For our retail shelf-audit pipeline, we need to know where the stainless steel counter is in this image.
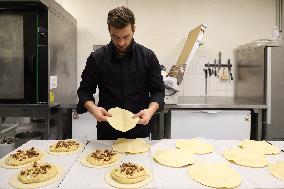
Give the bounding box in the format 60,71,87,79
165,96,267,109
156,96,268,141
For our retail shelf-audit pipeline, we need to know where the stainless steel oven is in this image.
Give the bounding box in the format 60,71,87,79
0,0,77,105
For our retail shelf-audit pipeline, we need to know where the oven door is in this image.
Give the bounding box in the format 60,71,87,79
0,4,47,104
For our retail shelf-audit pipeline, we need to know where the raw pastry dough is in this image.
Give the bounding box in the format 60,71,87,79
268,161,284,181
80,149,121,168
112,138,150,154
18,161,57,184
105,162,153,188
0,147,44,169
153,148,195,167
188,162,241,188
48,140,82,155
176,139,214,154
9,162,63,189
239,139,280,155
107,107,140,132
222,148,269,168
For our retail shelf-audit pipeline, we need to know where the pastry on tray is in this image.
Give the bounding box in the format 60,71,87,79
81,149,121,168
105,162,153,188
9,161,62,189
0,147,44,169
48,140,82,155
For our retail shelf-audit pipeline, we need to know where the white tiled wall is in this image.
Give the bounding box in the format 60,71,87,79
181,52,234,96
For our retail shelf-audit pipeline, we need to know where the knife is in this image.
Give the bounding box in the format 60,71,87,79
218,52,221,74
203,69,208,95
214,59,217,76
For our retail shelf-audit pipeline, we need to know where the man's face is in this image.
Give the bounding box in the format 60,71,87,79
109,24,135,54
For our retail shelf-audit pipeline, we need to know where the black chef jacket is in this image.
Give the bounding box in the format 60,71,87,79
77,40,165,140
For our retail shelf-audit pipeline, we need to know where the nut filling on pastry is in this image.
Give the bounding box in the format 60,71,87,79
18,161,58,184
87,149,118,166
6,147,42,166
50,140,80,152
111,162,147,184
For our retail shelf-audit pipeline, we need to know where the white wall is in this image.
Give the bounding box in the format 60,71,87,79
60,0,276,97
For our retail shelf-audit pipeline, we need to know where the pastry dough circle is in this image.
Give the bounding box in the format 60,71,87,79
80,152,122,168
9,165,63,189
153,148,195,167
107,107,139,132
112,138,150,154
105,167,152,188
239,139,280,155
188,162,241,188
176,139,214,154
222,148,269,168
268,161,284,181
47,140,83,155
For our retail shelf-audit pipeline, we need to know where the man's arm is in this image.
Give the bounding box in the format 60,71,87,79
134,51,165,125
134,102,159,125
77,55,112,121
84,101,111,122
147,52,165,110
77,55,98,114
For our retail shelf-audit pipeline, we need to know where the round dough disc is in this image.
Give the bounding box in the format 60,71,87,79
222,148,269,168
153,148,195,167
268,161,284,181
105,168,153,189
9,165,63,189
80,153,122,168
188,162,241,188
176,139,214,154
239,139,280,155
112,138,150,154
107,107,139,132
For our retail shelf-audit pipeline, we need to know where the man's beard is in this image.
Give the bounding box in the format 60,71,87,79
115,44,130,55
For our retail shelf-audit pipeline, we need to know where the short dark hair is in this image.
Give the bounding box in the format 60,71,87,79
107,6,135,30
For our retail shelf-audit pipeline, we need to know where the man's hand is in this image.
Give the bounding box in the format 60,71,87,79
92,106,112,122
134,102,159,125
134,108,153,125
84,101,112,122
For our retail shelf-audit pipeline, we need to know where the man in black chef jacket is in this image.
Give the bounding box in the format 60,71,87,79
76,6,165,140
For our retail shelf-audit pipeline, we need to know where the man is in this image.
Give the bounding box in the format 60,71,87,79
77,6,165,140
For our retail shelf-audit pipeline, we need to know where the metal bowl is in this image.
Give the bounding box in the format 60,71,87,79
0,137,15,158
14,131,44,148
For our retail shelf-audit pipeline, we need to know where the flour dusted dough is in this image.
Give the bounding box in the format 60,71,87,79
239,139,280,155
9,163,63,189
268,161,284,181
222,148,269,168
188,162,241,188
176,139,214,154
47,140,83,155
80,149,122,168
112,138,150,154
107,107,140,132
153,148,195,167
105,163,153,188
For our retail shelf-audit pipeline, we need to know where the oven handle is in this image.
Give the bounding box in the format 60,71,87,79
31,54,35,72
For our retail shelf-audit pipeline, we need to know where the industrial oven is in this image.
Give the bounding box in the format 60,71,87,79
0,0,77,140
